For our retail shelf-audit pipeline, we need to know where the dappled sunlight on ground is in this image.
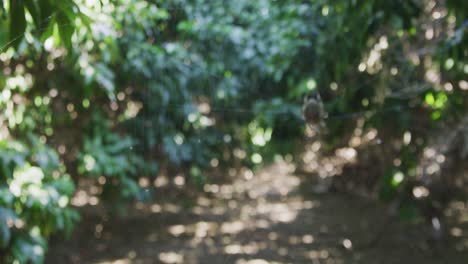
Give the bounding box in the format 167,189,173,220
47,158,468,264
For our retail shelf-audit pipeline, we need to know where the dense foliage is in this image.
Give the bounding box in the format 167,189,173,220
0,0,466,262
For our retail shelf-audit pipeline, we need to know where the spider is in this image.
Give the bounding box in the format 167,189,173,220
302,91,327,133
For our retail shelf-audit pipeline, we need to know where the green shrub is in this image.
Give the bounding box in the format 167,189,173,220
0,137,78,264
77,114,156,203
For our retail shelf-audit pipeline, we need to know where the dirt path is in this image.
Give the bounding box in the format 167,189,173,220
46,161,468,264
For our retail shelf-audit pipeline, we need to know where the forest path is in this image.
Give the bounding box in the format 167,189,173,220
47,160,467,264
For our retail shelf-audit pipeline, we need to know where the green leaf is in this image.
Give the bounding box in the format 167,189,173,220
77,11,92,32
24,0,40,26
11,236,45,264
0,0,6,18
9,0,27,49
63,209,80,238
56,12,72,49
121,176,140,198
38,0,52,22
0,207,18,249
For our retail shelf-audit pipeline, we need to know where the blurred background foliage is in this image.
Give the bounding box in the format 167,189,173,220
0,0,467,262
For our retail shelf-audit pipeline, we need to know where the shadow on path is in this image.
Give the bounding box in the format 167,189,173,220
47,161,468,264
